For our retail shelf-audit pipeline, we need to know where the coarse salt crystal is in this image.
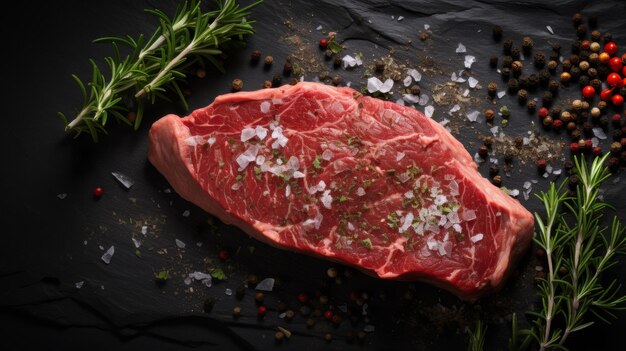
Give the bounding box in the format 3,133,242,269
470,233,484,243
466,110,479,122
176,239,186,248
462,210,476,221
523,181,532,189
342,55,358,69
403,94,420,104
207,136,216,145
468,77,479,88
396,152,405,161
322,149,334,161
101,246,115,264
404,191,414,199
256,278,275,291
231,182,242,190
293,171,305,178
497,91,506,99
407,68,422,82
255,126,268,140
240,127,256,142
464,55,476,69
321,190,333,209
403,75,412,87
285,184,291,197
112,171,134,189
397,16,404,21
546,25,554,34
592,128,607,139
455,43,466,53
367,77,394,94
183,210,190,217
132,238,141,248
75,281,84,289
356,187,366,196
57,193,67,199
449,104,461,113
425,105,434,118
260,101,271,113
418,94,429,106
463,89,469,97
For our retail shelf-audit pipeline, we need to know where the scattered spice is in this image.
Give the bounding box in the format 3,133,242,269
264,55,274,66
232,79,243,92
93,187,103,198
250,49,261,63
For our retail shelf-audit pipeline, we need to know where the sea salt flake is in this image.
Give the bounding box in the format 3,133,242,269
592,137,600,147
455,43,466,53
403,94,420,104
141,226,148,235
321,190,333,209
546,25,554,34
367,77,393,93
418,94,429,106
510,189,520,197
316,25,322,30
183,210,190,217
424,24,430,30
425,105,435,118
523,181,532,190
75,281,84,289
57,193,67,199
175,239,186,249
497,91,506,99
466,110,479,122
260,101,271,113
132,238,141,248
407,68,422,82
463,89,469,97
256,278,275,291
322,149,334,161
356,187,366,196
440,118,450,127
464,55,476,69
396,152,405,161
462,210,476,221
111,172,134,189
225,288,233,296
403,75,412,87
101,246,115,264
397,16,404,21
207,137,216,145
231,181,242,190
293,171,305,178
449,104,461,113
468,77,479,88
592,128,607,139
490,126,499,135
285,184,291,197
240,127,256,142
553,169,562,175
470,233,484,243
255,126,268,140
342,55,358,68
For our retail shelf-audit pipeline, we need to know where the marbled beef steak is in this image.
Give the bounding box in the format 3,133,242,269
148,82,534,300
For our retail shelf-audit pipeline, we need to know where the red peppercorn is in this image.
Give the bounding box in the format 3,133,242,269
537,159,547,170
319,38,328,48
612,114,622,126
604,42,618,56
570,142,580,153
581,40,591,50
324,310,333,320
582,85,595,99
257,305,267,316
218,249,230,261
552,119,564,129
610,57,623,72
623,66,626,77
607,73,622,87
593,146,602,155
94,187,103,198
585,139,593,149
612,94,624,106
601,89,613,101
297,292,308,303
538,107,549,119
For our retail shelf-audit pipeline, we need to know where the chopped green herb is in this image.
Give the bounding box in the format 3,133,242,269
338,195,350,203
386,169,396,176
235,174,243,181
135,249,142,257
210,268,227,281
313,155,322,169
363,179,373,188
407,165,423,176
387,212,400,229
218,161,225,169
227,137,236,145
247,246,256,254
154,270,169,281
361,238,373,249
328,40,343,54
272,149,281,158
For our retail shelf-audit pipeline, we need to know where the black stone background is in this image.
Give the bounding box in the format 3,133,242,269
1,0,625,350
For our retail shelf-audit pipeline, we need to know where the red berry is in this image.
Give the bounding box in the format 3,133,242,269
319,38,328,48
585,139,593,149
604,42,618,56
537,159,547,170
623,66,626,77
600,89,613,101
218,249,230,261
593,146,602,155
324,310,333,320
581,40,591,50
570,142,579,153
94,187,103,198
609,57,623,72
257,305,267,315
552,119,563,129
582,85,595,99
297,292,308,303
538,107,549,119
612,94,624,106
607,73,622,87
613,114,622,126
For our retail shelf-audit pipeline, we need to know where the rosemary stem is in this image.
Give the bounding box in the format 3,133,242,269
135,42,195,98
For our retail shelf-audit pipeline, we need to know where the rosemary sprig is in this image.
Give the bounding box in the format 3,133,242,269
512,154,626,350
470,155,626,351
467,319,487,351
59,0,261,142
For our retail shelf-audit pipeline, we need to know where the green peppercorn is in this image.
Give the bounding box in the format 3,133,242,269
500,105,511,118
543,116,553,127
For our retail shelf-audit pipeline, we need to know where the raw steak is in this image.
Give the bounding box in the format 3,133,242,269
148,82,534,300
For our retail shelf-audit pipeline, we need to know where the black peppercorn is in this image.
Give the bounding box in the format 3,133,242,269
502,56,513,68
522,36,534,54
570,67,581,80
235,284,246,300
570,54,580,65
578,75,590,88
518,89,528,103
518,75,528,89
534,52,547,68
203,297,216,314
564,160,574,172
527,99,537,112
600,115,610,127
551,107,562,118
507,78,519,93
501,67,511,80
272,74,282,87
493,25,503,41
539,69,551,86
492,175,502,186
503,39,513,54
514,135,524,147
283,62,293,75
410,85,421,96
375,60,385,73
275,331,285,343
250,49,261,63
504,151,514,163
588,15,598,29
332,75,342,86
576,24,588,38
264,55,274,66
483,135,494,147
571,129,582,141
583,122,594,136
608,157,620,172
232,78,244,92
542,91,553,106
333,56,342,68
551,42,561,53
588,68,598,79
562,59,572,72
613,129,623,141
487,82,497,97
510,47,521,60
489,55,499,68
598,65,610,80
548,79,559,93
571,41,581,54
489,164,500,177
324,49,333,60
478,145,489,158
590,78,602,90
547,60,558,73
572,13,583,26
568,175,580,189
603,32,613,43
548,51,560,62
527,74,539,91
591,30,601,42
579,50,591,62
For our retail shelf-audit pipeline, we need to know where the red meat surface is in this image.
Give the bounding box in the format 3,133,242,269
149,82,534,300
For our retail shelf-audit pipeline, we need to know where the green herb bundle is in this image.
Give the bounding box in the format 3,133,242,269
469,154,626,350
59,0,261,142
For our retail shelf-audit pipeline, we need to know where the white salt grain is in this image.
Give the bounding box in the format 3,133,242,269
546,25,554,34
468,77,479,88
449,104,461,113
57,193,67,200
112,172,134,189
141,226,147,235
407,68,422,82
175,239,186,249
183,210,190,217
322,149,334,161
256,278,275,291
466,110,479,122
464,55,476,69
418,94,429,106
240,128,256,142
403,75,412,87
497,91,506,99
396,152,406,161
425,105,435,118
402,94,420,104
470,233,484,243
132,238,141,248
225,288,233,296
255,126,268,140
101,246,115,264
455,43,466,53
75,281,84,289
260,101,271,113
356,187,366,196
592,128,607,140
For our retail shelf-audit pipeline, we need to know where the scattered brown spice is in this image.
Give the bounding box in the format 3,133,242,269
264,55,274,66
231,79,243,92
250,49,261,63
263,80,272,89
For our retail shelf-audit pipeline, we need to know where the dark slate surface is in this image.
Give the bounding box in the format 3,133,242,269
1,0,625,350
